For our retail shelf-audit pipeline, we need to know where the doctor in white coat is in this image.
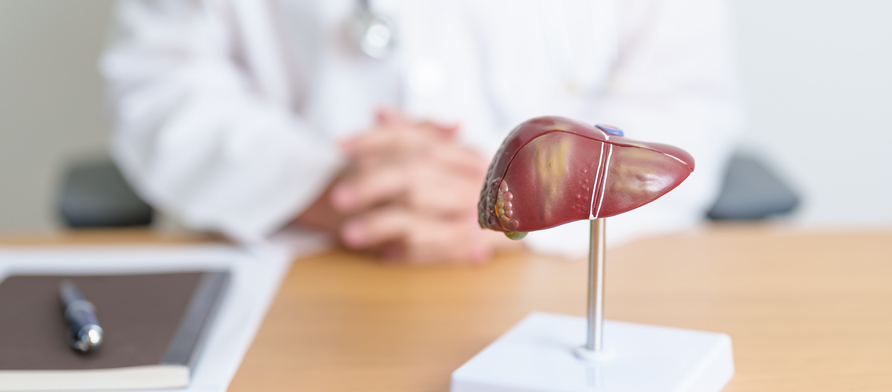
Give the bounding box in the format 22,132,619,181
101,0,743,263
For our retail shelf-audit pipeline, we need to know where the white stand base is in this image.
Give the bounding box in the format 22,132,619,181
451,312,734,392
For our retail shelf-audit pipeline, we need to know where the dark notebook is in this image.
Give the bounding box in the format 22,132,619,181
0,271,229,391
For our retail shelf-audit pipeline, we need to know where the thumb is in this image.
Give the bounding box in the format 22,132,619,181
375,106,408,126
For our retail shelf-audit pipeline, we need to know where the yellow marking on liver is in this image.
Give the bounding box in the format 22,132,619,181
532,137,572,209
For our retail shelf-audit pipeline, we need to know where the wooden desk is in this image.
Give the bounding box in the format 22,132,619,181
6,226,891,391
223,225,892,392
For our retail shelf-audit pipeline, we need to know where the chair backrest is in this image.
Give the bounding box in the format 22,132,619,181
707,153,800,221
58,160,153,228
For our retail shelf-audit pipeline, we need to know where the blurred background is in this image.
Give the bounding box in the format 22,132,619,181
0,0,890,232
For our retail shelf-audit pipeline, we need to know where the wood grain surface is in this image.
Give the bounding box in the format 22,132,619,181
227,224,892,392
5,226,890,391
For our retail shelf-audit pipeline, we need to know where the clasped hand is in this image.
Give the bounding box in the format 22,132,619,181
299,109,518,264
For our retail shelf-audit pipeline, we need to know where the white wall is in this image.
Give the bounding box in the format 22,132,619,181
729,0,892,225
0,0,113,231
0,0,889,231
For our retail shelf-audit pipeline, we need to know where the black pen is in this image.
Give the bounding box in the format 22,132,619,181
59,279,104,352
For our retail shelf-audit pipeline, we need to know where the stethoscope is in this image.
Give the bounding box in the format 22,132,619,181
350,0,397,59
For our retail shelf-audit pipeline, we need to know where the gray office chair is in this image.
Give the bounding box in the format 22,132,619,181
58,159,153,228
705,153,800,220
57,153,799,228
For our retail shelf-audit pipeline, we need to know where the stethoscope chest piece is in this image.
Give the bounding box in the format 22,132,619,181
350,0,396,60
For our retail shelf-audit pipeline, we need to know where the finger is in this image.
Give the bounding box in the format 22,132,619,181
401,222,467,263
330,163,408,213
335,161,477,216
343,112,460,157
343,208,494,264
341,155,483,216
399,217,492,264
375,106,409,126
339,205,414,249
402,167,481,216
352,142,486,182
340,125,442,157
427,144,489,177
417,120,460,138
376,107,459,138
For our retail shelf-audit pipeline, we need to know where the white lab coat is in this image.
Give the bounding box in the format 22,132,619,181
102,0,743,257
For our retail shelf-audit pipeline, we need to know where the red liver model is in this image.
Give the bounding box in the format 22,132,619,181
478,116,695,239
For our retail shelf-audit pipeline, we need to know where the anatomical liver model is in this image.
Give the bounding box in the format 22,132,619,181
478,116,695,239
458,118,737,392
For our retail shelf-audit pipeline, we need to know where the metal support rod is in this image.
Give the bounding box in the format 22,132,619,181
586,218,606,352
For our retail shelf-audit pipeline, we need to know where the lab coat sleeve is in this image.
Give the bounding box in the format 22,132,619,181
523,0,744,256
101,0,344,243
